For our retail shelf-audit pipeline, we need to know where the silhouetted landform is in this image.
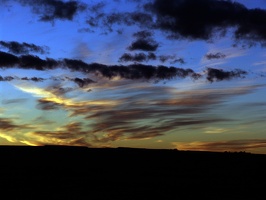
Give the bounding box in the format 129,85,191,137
0,145,265,199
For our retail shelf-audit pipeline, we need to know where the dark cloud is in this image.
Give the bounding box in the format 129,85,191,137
145,0,266,44
16,0,86,22
119,53,146,63
133,30,153,38
0,51,249,83
88,1,105,13
86,11,153,32
0,74,91,88
118,52,156,63
46,85,74,96
158,55,185,64
127,38,159,51
62,58,200,80
170,58,185,64
86,0,266,45
105,12,153,27
19,55,50,70
0,76,14,81
21,77,45,82
119,52,185,65
73,77,95,88
205,52,226,60
0,51,19,67
0,117,30,131
0,52,59,70
0,75,44,82
36,99,62,111
0,41,49,55
206,67,247,82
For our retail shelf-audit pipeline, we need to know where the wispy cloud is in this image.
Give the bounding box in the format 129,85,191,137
81,0,266,46
1,51,251,83
0,41,49,55
4,80,257,146
173,139,266,152
6,0,87,22
201,46,248,66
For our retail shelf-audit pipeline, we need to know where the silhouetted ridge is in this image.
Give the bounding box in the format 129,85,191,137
0,146,265,199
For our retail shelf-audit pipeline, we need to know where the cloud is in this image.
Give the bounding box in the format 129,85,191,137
128,30,159,52
20,55,52,70
72,42,91,60
159,55,185,64
118,52,156,63
0,51,20,67
0,51,201,81
127,38,159,51
119,52,185,65
145,0,266,44
72,77,95,88
103,11,153,29
14,0,86,22
29,121,92,146
84,0,266,46
201,46,247,66
0,117,31,131
171,58,185,64
205,52,226,60
9,75,259,146
0,41,49,55
173,139,266,152
0,74,95,88
0,76,14,81
0,51,59,69
81,84,256,143
21,77,45,82
133,30,154,38
205,67,247,82
0,51,251,83
88,1,105,13
86,11,153,32
36,98,62,110
1,98,27,105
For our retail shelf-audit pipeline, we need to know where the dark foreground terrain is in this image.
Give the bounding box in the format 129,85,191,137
0,146,266,199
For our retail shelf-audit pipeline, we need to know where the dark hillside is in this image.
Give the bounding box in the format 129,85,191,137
0,146,265,199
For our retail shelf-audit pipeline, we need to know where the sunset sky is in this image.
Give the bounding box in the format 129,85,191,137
0,0,266,154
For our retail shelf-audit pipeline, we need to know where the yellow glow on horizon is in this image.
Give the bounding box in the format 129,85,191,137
15,85,119,107
0,133,17,143
20,140,39,146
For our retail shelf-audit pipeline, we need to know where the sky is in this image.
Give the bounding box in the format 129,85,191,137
0,0,266,154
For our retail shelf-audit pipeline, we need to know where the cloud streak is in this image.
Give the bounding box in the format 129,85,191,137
13,0,86,22
205,52,226,60
173,139,266,152
127,38,159,51
83,0,266,46
0,41,49,55
205,68,247,82
0,51,249,83
147,0,266,45
18,83,256,146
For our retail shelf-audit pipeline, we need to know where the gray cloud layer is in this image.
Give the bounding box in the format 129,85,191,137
0,41,49,55
14,0,86,21
0,51,247,83
83,0,266,46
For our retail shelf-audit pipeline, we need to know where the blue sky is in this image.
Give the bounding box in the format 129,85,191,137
0,0,266,154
